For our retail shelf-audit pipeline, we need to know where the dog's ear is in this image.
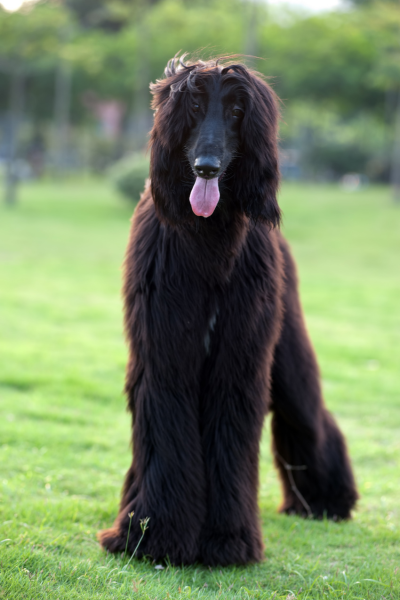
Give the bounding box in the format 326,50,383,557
233,72,281,228
150,60,194,148
148,62,196,226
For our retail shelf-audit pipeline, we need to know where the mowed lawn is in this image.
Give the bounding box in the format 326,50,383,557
0,179,399,600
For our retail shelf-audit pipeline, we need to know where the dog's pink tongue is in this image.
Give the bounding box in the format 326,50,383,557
189,177,220,217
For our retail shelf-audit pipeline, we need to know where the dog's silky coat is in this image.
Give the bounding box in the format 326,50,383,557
99,56,358,566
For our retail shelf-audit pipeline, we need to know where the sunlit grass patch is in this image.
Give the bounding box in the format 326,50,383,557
0,179,399,599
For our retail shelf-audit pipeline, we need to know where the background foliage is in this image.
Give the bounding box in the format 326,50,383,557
0,180,399,598
0,0,400,181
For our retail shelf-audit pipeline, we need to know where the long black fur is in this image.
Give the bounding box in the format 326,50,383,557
98,56,358,566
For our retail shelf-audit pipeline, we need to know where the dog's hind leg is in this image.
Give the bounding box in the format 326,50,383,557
270,240,358,520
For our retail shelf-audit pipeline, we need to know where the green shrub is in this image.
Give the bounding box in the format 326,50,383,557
280,102,389,181
108,153,150,202
89,139,123,173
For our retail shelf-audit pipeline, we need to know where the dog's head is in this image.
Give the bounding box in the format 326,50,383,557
150,55,281,228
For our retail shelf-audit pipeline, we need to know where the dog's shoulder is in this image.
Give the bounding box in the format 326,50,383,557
243,224,292,290
246,221,283,257
124,182,161,281
128,181,161,243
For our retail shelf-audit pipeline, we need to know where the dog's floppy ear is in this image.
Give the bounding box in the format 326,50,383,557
148,60,196,226
150,57,195,148
230,69,281,228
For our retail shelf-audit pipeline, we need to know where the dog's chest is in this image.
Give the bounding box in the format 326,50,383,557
204,309,218,355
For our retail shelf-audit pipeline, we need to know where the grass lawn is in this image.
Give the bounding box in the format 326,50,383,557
0,179,399,599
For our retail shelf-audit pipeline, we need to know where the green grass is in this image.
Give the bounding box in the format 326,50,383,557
0,179,399,599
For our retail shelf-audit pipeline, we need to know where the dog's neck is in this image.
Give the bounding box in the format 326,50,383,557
175,210,250,284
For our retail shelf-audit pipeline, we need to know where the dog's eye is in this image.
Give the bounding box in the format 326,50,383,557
192,103,200,113
232,108,243,119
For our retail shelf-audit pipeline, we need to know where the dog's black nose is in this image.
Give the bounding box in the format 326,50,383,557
194,156,221,178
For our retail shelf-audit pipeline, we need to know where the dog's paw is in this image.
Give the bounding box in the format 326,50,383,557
199,529,264,566
97,526,129,553
279,495,354,520
98,520,200,565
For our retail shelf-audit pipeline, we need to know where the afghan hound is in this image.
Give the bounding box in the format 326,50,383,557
98,56,358,566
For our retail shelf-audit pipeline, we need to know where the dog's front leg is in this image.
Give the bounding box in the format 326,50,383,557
99,227,208,564
99,372,206,565
198,249,283,566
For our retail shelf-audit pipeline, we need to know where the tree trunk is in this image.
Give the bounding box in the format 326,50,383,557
53,58,72,174
244,0,259,58
128,31,152,152
391,89,400,202
4,66,24,206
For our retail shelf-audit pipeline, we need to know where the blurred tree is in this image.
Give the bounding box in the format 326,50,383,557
53,27,73,174
244,0,260,58
0,3,69,112
347,0,398,5
0,2,70,201
361,2,400,199
65,0,127,31
1,0,399,182
259,12,380,115
64,0,160,32
258,2,400,185
4,65,24,205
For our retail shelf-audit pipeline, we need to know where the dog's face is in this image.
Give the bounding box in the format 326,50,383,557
150,57,281,229
185,77,244,217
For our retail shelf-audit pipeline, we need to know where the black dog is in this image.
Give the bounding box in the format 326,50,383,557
99,56,358,566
